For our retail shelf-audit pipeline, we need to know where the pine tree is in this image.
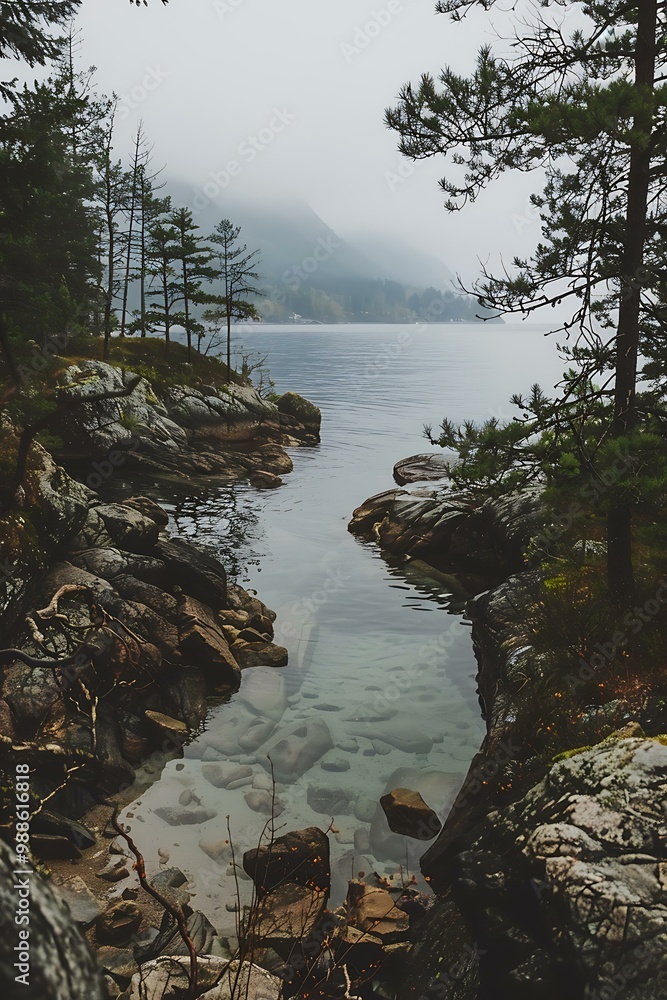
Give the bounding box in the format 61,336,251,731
386,0,667,598
96,104,131,358
209,220,262,377
145,207,180,354
170,207,222,360
0,66,102,347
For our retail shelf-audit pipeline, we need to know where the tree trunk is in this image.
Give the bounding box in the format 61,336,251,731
163,262,170,356
607,0,657,598
183,259,191,362
226,274,231,379
140,181,147,338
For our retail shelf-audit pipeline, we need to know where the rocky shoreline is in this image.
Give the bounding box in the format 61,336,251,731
349,455,667,1000
0,362,334,996
1,373,450,1000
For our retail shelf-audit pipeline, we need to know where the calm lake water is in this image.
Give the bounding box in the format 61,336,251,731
117,322,564,929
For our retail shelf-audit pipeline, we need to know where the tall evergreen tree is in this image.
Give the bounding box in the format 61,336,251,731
96,104,131,357
0,67,102,348
209,219,261,377
145,206,181,354
386,0,667,597
129,165,169,338
170,207,221,360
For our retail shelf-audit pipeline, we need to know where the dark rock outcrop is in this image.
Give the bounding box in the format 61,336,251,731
348,485,545,586
243,826,331,897
0,840,104,999
393,453,450,485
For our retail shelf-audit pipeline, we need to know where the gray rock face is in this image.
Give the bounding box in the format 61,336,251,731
158,538,227,608
68,546,168,586
393,453,450,485
276,391,321,434
348,484,545,582
177,595,240,685
57,361,181,457
453,738,667,999
52,875,103,927
93,503,160,553
125,957,281,1000
0,840,104,999
0,444,92,633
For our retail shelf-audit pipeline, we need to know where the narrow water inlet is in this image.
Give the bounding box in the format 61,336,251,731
111,323,562,934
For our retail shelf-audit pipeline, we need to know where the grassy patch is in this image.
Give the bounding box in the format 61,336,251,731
61,335,245,393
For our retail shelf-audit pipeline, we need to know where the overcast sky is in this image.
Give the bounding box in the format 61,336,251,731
73,0,543,285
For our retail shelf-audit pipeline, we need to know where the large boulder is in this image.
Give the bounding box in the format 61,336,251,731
0,443,92,633
124,957,282,1000
156,537,227,608
393,453,450,485
277,392,321,435
56,361,186,458
444,737,667,999
0,840,104,999
345,881,410,944
92,503,160,553
380,787,442,840
252,883,327,955
348,485,545,584
67,546,168,587
243,826,331,896
177,595,241,686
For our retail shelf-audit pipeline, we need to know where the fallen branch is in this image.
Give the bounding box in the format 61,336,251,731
110,804,200,999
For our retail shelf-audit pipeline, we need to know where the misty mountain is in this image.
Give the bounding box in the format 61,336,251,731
164,180,495,323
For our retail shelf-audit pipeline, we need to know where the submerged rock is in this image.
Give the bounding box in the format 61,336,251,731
154,804,217,826
258,717,334,782
202,761,253,789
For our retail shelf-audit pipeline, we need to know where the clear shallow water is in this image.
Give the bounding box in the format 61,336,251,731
118,323,564,931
